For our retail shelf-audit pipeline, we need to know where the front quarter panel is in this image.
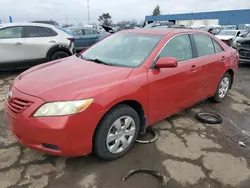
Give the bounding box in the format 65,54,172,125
74,67,149,124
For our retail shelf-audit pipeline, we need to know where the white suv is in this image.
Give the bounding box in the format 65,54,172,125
0,23,75,70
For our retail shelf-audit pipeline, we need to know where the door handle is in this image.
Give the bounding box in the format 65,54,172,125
221,56,226,60
49,40,56,43
191,65,196,69
15,42,23,46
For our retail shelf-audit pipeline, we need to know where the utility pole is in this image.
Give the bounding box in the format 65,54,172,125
65,13,68,25
87,0,90,24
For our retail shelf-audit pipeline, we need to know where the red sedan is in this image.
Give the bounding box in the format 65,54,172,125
5,29,238,160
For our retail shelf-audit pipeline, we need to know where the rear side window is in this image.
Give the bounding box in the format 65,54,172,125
159,34,193,62
193,34,215,57
72,29,83,36
84,29,94,35
93,30,100,34
0,27,22,39
212,40,224,53
25,26,57,37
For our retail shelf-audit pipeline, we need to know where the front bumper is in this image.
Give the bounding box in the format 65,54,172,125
4,86,103,157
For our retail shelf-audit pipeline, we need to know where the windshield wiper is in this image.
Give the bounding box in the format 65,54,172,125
81,56,112,66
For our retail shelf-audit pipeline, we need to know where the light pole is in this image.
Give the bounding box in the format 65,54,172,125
87,0,90,24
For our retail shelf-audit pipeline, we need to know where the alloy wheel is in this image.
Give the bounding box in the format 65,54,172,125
106,116,136,154
219,77,230,98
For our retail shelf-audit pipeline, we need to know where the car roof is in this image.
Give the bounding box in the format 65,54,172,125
67,26,97,30
0,23,56,29
120,28,207,36
221,30,240,32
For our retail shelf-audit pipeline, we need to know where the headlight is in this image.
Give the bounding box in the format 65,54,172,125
33,98,94,117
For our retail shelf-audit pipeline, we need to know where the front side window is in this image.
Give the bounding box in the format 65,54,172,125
25,26,55,37
81,32,162,67
159,34,193,62
193,34,215,57
0,27,22,39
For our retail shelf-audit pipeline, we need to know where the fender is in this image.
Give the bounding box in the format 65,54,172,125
46,45,72,61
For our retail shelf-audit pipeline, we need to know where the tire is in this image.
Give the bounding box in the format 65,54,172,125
196,112,222,124
211,72,231,103
94,104,140,160
51,51,69,61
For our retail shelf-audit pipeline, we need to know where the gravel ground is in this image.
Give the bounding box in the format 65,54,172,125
0,64,250,188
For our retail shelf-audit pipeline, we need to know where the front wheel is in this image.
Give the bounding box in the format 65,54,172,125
211,72,231,103
94,104,140,160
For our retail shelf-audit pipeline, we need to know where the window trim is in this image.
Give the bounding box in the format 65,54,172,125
191,33,225,59
0,26,24,39
23,26,57,38
151,33,195,68
212,38,224,53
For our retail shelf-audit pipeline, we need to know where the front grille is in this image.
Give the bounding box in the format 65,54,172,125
241,44,250,48
239,50,250,58
8,98,32,114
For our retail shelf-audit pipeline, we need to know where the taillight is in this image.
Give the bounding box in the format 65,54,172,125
67,38,75,41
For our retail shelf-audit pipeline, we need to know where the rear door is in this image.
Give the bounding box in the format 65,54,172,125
0,26,26,63
192,34,225,97
23,26,58,61
82,28,99,46
72,29,88,51
148,34,202,123
73,28,99,51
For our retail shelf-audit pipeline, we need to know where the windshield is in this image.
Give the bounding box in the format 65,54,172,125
217,30,237,36
81,32,162,67
56,26,73,35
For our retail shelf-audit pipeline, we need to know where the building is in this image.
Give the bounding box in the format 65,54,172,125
145,9,250,27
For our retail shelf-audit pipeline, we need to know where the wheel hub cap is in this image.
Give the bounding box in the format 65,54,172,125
106,116,136,154
219,77,230,99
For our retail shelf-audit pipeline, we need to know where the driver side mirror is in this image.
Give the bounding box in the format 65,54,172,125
155,57,178,68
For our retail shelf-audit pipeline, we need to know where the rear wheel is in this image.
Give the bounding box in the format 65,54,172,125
94,104,140,160
211,72,231,103
51,51,69,60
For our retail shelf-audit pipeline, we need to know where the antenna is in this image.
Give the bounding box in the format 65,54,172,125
87,0,90,24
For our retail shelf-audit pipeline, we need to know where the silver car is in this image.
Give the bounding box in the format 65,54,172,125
0,23,75,70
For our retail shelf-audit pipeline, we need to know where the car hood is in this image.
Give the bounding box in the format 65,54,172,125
216,35,234,40
237,37,250,44
14,56,133,101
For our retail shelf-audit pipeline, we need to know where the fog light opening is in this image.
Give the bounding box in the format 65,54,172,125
42,143,60,151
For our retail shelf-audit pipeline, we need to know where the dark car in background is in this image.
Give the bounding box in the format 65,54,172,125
65,27,109,52
235,31,250,62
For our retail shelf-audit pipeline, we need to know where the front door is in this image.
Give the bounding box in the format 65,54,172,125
148,34,202,124
0,26,26,63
